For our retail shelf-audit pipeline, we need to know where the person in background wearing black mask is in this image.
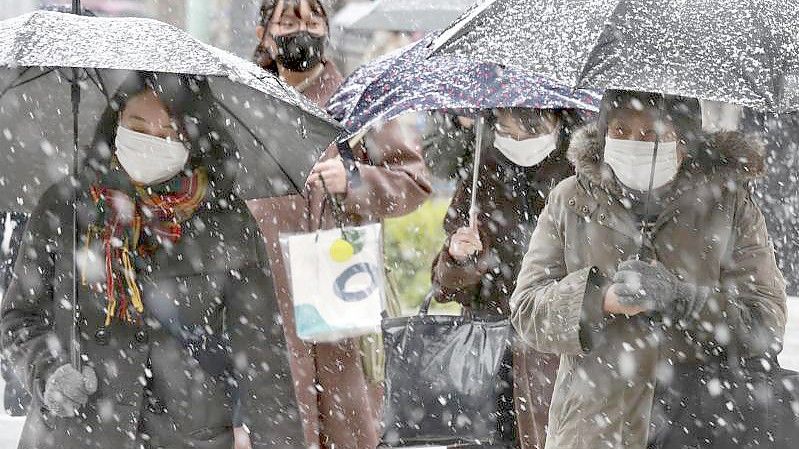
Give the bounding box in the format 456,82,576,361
248,1,432,449
254,0,333,104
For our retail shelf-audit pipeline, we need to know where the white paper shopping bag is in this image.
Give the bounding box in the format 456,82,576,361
281,223,385,343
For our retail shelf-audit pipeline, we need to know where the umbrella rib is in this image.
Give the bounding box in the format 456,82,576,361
84,69,111,103
428,0,499,55
210,94,303,195
0,67,54,98
573,0,627,88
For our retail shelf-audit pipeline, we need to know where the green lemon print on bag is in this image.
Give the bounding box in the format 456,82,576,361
330,229,365,263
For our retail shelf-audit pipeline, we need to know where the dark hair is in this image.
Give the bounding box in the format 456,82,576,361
597,89,703,155
253,0,330,74
84,72,238,202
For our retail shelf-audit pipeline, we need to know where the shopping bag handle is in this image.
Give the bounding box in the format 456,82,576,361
418,290,436,317
337,139,362,189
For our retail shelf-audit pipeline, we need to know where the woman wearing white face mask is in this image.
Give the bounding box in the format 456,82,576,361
511,90,786,449
0,72,304,449
431,107,580,449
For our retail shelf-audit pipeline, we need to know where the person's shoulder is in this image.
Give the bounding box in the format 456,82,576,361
548,175,581,203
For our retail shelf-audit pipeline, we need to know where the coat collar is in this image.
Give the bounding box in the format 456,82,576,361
567,124,766,199
564,124,766,244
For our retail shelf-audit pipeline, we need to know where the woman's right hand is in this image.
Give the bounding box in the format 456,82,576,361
43,364,97,418
448,226,483,262
603,285,646,316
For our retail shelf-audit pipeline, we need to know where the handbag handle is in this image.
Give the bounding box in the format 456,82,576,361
418,290,436,317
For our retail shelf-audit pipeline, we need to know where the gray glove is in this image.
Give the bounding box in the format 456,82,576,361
43,364,97,417
612,260,708,319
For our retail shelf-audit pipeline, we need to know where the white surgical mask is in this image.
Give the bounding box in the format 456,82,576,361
115,126,189,185
494,132,558,167
603,137,679,191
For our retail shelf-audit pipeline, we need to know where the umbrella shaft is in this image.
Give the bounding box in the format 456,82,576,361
70,71,81,369
469,115,485,227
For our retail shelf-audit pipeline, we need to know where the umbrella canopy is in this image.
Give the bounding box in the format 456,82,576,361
431,0,799,112
328,36,602,137
0,10,341,213
349,0,478,32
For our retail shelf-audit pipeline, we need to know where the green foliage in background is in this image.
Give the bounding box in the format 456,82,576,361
383,198,461,315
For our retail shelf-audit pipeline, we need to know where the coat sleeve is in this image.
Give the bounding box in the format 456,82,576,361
430,174,492,305
703,190,787,359
0,193,68,399
341,121,432,220
225,218,304,448
509,186,607,356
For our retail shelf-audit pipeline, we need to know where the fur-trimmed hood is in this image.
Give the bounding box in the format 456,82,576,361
567,124,766,196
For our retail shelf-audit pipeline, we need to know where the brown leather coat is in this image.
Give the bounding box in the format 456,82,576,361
246,61,431,449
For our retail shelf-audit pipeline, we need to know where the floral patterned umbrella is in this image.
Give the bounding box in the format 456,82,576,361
327,35,601,138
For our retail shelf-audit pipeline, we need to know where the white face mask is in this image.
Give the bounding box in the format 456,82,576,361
603,137,679,191
493,132,558,167
115,126,189,185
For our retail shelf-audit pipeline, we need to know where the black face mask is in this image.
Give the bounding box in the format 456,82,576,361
274,31,325,72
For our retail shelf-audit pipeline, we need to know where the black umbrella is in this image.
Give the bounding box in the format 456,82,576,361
431,0,799,113
0,10,340,211
0,5,341,366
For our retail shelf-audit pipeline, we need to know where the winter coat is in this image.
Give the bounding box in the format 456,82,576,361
510,125,787,449
245,61,432,449
0,178,302,449
430,139,572,449
431,141,573,315
1,212,31,416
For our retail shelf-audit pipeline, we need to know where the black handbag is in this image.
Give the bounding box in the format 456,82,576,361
649,355,799,449
744,358,799,449
379,292,515,448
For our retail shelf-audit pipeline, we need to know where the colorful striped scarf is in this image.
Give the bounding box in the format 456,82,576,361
85,168,208,325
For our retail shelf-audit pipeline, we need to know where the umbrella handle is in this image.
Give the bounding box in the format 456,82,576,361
469,114,486,228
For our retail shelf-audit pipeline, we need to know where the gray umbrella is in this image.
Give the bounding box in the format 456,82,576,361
431,0,799,113
349,0,478,32
0,10,341,214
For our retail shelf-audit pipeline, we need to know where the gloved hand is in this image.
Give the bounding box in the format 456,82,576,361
43,364,97,417
612,259,708,319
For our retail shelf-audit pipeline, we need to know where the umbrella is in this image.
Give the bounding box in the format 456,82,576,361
328,34,600,228
349,0,478,32
0,8,341,367
328,35,602,137
0,10,341,213
431,0,799,113
431,0,799,257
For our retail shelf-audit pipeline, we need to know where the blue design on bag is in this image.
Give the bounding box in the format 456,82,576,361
294,304,334,336
333,262,378,302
